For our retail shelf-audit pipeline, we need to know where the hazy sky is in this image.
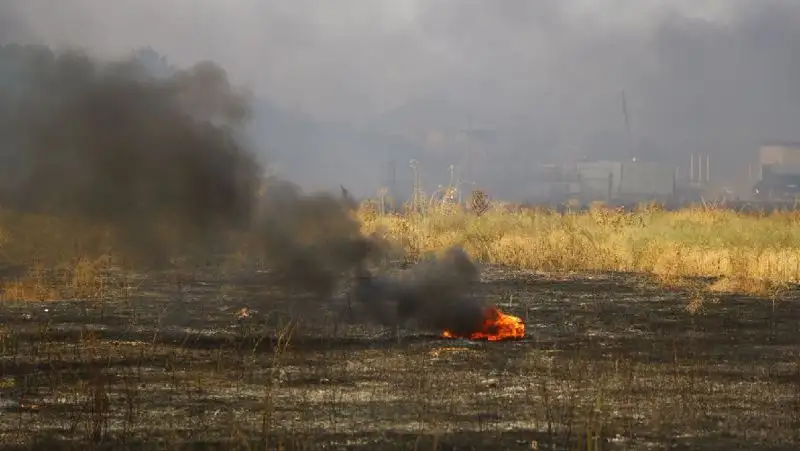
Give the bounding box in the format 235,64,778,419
3,0,800,194
2,1,789,118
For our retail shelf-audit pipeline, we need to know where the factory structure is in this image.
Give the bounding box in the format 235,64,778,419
521,141,800,207
371,95,800,208
750,141,800,202
370,98,800,208
525,158,696,206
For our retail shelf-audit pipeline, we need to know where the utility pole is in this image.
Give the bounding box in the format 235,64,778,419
455,165,463,206
409,159,421,212
388,160,396,197
620,89,634,161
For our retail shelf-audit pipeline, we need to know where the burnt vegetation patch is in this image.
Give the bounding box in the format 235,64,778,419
1,270,800,450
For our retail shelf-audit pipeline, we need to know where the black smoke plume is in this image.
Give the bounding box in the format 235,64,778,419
251,179,490,332
0,44,260,262
353,246,488,335
252,177,385,300
0,43,490,335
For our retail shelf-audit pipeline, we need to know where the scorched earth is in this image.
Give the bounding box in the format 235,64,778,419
0,265,799,450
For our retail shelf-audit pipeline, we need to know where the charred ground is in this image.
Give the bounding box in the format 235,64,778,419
1,266,798,451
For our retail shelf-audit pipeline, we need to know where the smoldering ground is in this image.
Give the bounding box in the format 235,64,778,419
0,43,492,335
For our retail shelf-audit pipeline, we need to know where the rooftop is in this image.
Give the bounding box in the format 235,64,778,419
760,140,800,148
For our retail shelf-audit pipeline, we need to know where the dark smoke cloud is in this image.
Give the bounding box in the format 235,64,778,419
0,42,489,334
0,45,260,261
354,246,486,335
252,178,385,299
251,179,489,334
250,178,489,333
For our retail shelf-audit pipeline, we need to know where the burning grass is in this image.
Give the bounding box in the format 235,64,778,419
441,305,525,341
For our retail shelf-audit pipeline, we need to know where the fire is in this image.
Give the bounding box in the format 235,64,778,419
442,305,525,341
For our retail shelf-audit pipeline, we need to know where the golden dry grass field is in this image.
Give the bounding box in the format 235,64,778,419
359,202,800,297
3,199,800,299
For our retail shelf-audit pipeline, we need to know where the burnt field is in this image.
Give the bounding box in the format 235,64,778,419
1,267,799,451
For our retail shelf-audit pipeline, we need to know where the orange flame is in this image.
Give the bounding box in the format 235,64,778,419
442,305,525,341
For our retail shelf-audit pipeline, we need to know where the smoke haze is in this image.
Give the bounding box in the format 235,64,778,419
3,0,799,197
0,1,794,196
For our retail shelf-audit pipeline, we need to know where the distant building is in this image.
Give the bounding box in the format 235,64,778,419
759,141,800,168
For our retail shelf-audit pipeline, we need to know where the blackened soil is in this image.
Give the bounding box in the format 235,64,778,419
0,266,799,450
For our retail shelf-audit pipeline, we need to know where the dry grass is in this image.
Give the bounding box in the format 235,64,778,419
360,202,800,292
0,208,245,302
2,201,800,300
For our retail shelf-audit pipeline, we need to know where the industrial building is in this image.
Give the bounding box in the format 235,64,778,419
526,159,679,206
752,141,800,202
